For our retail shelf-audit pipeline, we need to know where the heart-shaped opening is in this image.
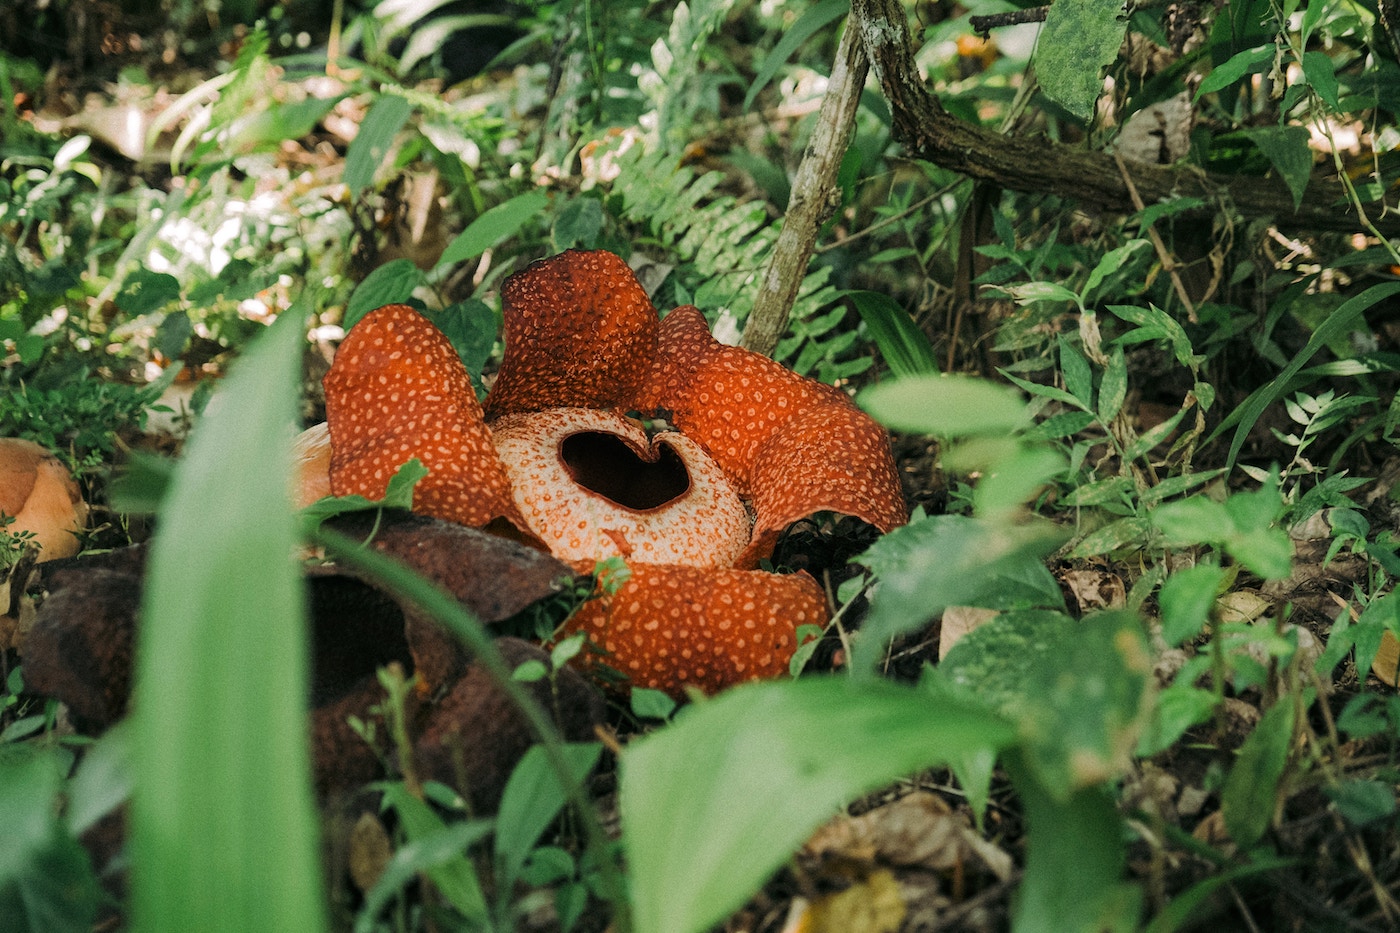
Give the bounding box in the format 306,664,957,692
561,431,690,511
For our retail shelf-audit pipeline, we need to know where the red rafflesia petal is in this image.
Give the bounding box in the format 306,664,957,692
637,305,907,566
323,304,522,529
741,403,907,568
485,250,659,419
564,563,827,696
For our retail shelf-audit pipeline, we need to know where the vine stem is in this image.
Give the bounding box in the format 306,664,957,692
740,19,868,358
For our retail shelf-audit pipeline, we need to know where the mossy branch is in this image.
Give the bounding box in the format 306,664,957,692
740,22,868,358
850,0,1400,237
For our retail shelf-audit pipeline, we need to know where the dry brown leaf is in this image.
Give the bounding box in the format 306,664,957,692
940,606,998,661
805,869,906,933
1061,568,1127,613
1215,589,1271,624
805,792,1013,880
1373,630,1400,687
349,811,393,894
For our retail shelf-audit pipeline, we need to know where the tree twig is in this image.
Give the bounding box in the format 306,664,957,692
740,20,868,357
1113,153,1198,323
969,7,1049,37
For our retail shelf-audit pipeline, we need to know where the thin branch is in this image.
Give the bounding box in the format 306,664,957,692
1114,153,1198,323
969,7,1049,37
740,20,869,357
849,0,1400,237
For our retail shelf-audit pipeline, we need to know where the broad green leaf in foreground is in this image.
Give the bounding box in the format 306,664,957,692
1036,0,1129,121
0,748,101,933
852,514,1065,674
1007,751,1142,933
859,373,1031,437
938,610,1154,796
620,677,1014,933
130,309,327,933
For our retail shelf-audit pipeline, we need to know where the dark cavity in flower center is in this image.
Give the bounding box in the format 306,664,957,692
561,431,691,511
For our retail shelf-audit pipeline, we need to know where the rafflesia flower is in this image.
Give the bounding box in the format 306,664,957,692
298,249,906,695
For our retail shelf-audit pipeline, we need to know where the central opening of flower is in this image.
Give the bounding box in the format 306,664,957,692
561,431,691,511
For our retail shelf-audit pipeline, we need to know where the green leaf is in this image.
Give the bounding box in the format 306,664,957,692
941,610,1153,795
1152,496,1233,545
859,374,1031,436
1241,125,1313,211
495,743,602,891
630,687,677,721
354,818,494,933
1084,240,1150,303
1059,335,1095,409
1122,404,1190,462
854,514,1065,672
1136,196,1207,231
130,309,327,933
620,677,1015,933
1036,0,1130,121
1007,752,1142,933
1098,346,1128,422
298,458,426,533
742,0,849,111
972,444,1066,518
1195,45,1273,99
116,268,181,315
1301,50,1341,111
847,290,939,378
0,747,100,933
1222,700,1296,847
378,784,488,921
1159,563,1226,647
430,299,498,382
344,258,422,330
1059,474,1135,509
1069,515,1152,559
1001,280,1081,306
1213,283,1400,471
1137,682,1217,757
437,190,551,268
65,722,132,836
1142,854,1297,933
1001,369,1084,408
1026,409,1097,440
1326,780,1397,827
553,196,605,251
1138,468,1225,505
153,309,193,360
343,94,413,197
